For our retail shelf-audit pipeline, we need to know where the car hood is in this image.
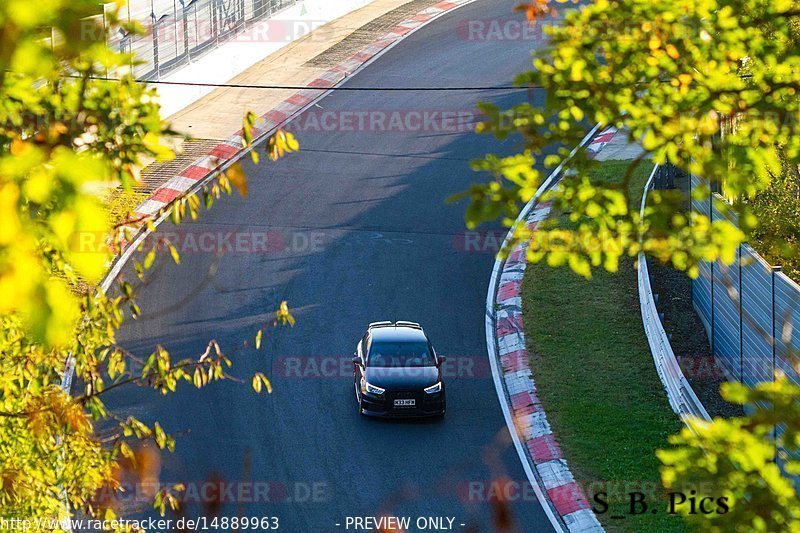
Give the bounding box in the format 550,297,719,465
364,366,439,390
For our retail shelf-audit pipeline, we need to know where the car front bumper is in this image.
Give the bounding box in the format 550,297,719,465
360,391,445,418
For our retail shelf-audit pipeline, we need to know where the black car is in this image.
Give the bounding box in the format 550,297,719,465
353,321,446,418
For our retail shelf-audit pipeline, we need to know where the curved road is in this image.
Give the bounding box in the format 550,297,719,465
116,1,555,531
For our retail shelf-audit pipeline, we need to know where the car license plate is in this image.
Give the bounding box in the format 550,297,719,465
394,398,415,407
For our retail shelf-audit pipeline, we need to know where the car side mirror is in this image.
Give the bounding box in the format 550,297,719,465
352,356,362,365
437,355,447,366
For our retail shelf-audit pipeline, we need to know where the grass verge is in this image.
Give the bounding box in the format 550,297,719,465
521,159,688,532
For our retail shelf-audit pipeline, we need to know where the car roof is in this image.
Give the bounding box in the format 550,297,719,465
369,325,428,343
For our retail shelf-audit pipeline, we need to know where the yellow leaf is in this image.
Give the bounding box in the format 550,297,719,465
226,163,248,198
143,132,175,162
568,254,592,278
277,300,295,326
267,130,300,161
666,44,680,59
252,373,273,394
0,184,22,245
649,36,661,50
167,242,180,265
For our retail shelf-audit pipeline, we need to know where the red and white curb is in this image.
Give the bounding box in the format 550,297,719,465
485,126,620,532
132,0,476,221
586,127,617,157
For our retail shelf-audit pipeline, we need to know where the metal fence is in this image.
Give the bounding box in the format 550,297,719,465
103,0,296,80
689,172,800,479
690,173,800,391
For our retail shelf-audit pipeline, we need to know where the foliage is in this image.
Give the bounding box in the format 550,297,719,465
463,0,799,278
464,0,800,528
747,153,800,281
658,377,800,531
0,0,297,526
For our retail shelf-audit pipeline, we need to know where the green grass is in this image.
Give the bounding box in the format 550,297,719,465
521,160,689,532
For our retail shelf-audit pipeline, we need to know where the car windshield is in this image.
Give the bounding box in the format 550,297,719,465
368,341,435,367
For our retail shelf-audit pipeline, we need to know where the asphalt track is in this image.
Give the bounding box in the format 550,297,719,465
115,1,556,530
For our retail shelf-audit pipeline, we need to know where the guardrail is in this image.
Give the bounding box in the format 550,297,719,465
637,165,711,424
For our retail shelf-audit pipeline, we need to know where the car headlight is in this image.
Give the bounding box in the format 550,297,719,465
424,381,442,394
362,379,385,395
